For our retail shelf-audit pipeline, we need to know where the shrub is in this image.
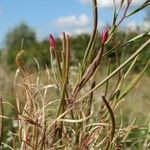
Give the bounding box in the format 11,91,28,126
1,0,150,149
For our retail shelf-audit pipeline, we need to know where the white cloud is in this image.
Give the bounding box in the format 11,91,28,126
52,13,106,35
54,14,89,29
61,28,90,36
80,0,145,8
80,0,112,7
80,0,90,4
72,28,90,35
143,21,150,31
126,21,139,32
53,14,91,35
125,20,150,33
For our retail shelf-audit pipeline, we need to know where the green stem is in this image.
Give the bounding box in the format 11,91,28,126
102,96,115,149
52,38,150,123
82,0,98,71
73,45,104,98
78,38,150,102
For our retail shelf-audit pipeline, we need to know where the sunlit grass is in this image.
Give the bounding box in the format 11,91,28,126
0,0,150,149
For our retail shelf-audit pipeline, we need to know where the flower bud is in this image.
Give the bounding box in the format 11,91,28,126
101,28,109,44
49,34,55,49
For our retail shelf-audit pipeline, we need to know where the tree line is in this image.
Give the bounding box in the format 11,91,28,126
0,23,149,75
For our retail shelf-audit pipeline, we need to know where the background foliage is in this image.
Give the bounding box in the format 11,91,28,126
0,5,149,149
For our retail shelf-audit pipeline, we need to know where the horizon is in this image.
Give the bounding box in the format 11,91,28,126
0,0,148,48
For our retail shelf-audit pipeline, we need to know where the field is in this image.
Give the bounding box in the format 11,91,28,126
0,0,150,149
0,61,150,149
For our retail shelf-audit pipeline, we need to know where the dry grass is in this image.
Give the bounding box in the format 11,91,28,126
0,0,150,149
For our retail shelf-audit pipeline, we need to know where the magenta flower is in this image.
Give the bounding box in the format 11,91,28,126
49,34,55,49
101,28,109,44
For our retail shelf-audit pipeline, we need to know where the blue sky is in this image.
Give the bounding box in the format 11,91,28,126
0,0,147,47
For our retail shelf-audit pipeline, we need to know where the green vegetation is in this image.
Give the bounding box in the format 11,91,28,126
2,22,149,75
0,0,150,149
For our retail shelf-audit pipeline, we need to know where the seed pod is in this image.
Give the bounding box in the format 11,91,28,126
101,28,109,44
49,34,55,49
